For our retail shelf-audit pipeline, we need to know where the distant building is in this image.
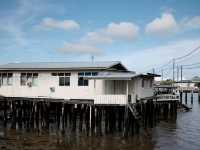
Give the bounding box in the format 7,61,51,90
175,80,199,91
0,61,158,105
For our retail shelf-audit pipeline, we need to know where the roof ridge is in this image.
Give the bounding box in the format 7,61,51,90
5,61,121,64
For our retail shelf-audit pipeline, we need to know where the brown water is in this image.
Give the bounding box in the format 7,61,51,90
0,93,200,150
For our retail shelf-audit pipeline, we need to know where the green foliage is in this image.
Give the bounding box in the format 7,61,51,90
160,79,174,85
192,76,200,81
192,76,200,88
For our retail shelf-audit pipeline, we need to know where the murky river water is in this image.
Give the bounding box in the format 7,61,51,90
0,93,200,150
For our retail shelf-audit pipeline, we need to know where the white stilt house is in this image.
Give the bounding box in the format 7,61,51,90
0,61,158,105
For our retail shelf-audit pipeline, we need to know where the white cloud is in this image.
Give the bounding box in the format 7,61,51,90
57,22,139,55
81,22,139,45
81,31,113,45
145,13,178,36
57,43,101,55
105,22,139,40
40,17,80,31
184,16,200,29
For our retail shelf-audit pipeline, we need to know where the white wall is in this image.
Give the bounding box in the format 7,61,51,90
0,71,154,104
0,71,102,100
132,77,154,102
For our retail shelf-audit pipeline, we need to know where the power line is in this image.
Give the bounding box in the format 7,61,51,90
182,62,200,67
144,45,200,74
175,45,200,61
183,65,200,69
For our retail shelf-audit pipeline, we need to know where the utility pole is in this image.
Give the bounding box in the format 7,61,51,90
91,55,94,63
161,69,164,81
180,65,183,81
172,58,175,82
177,65,179,81
152,68,155,74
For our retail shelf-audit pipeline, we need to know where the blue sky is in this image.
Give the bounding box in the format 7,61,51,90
0,0,200,79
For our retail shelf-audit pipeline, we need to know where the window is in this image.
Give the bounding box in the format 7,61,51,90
32,73,38,86
21,73,26,86
0,74,1,86
142,78,153,88
78,72,98,86
51,73,57,76
78,77,88,86
142,79,145,88
59,77,65,86
58,73,70,86
7,73,13,85
2,73,7,86
20,73,38,86
0,73,13,86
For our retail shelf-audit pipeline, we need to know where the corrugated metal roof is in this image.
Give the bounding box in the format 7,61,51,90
0,61,122,71
84,71,142,80
84,72,158,80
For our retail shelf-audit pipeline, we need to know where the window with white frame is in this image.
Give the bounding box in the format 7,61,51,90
78,72,98,86
20,73,38,86
51,73,71,86
0,73,13,86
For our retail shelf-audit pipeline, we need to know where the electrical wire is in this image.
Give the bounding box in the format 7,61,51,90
175,45,200,61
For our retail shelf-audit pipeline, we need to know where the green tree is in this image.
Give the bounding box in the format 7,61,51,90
160,79,174,85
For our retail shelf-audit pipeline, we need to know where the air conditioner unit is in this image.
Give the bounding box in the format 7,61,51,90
50,87,55,92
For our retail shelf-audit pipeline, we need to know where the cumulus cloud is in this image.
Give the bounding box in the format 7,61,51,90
39,17,80,31
145,13,178,36
106,22,139,40
57,22,139,55
81,31,113,45
57,43,101,54
183,16,200,29
81,22,139,45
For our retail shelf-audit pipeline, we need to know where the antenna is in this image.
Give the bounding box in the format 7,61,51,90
91,55,94,63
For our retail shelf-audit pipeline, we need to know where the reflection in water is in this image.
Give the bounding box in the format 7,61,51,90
0,93,200,150
152,93,200,150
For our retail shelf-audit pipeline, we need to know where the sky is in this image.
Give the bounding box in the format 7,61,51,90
0,0,200,79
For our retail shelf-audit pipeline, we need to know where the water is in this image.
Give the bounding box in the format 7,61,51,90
0,94,200,150
152,93,200,150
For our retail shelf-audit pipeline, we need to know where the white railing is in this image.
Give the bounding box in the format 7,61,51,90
94,95,127,105
155,94,179,101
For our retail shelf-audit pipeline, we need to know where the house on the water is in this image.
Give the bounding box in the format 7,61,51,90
0,61,157,105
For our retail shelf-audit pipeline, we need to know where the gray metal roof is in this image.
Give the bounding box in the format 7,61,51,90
176,80,200,83
0,61,123,71
84,71,153,80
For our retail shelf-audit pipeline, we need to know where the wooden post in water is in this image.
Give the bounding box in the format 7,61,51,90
185,91,187,104
199,92,200,102
191,90,193,104
61,102,65,133
3,99,7,127
89,105,92,131
180,91,183,104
